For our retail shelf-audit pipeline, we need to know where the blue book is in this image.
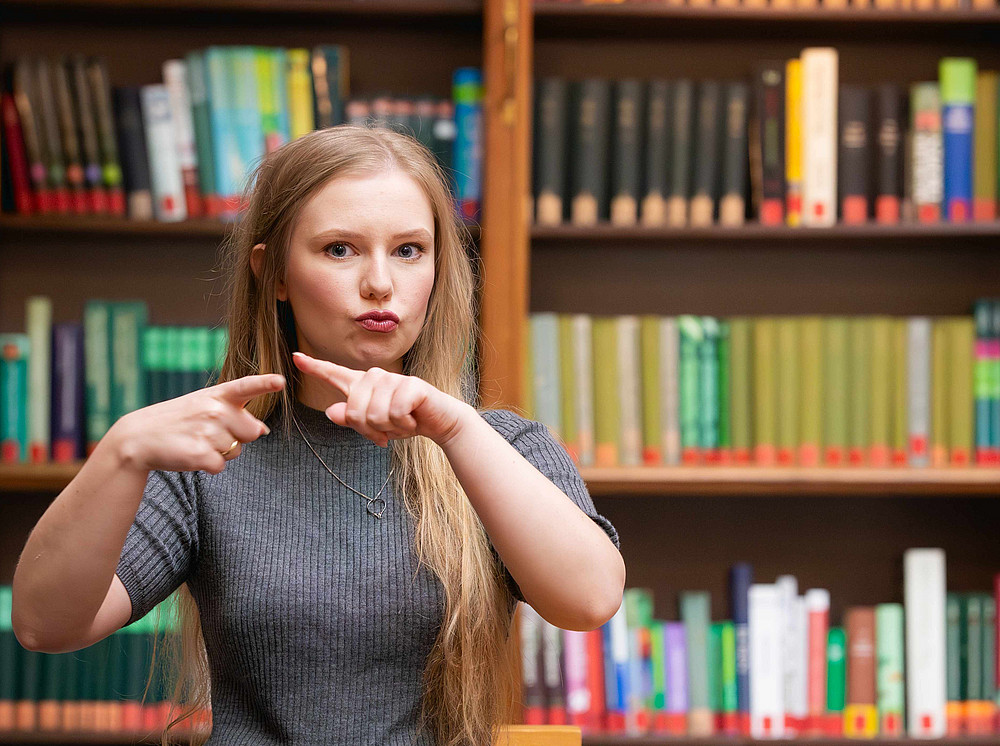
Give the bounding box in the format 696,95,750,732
940,58,976,222
452,67,482,223
729,562,753,730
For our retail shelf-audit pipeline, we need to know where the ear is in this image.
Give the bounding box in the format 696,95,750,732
251,242,288,301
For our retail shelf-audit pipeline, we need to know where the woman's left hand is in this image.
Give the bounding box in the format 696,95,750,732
291,352,470,448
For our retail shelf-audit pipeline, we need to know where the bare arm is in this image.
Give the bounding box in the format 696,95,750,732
11,373,284,653
439,405,626,631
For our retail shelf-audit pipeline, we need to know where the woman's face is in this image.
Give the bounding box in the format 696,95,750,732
277,169,436,375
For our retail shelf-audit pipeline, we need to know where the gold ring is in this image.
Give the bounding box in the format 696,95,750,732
220,439,240,457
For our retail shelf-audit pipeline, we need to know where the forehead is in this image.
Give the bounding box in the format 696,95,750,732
294,169,435,240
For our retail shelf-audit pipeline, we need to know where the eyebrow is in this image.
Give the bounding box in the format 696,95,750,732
311,228,434,243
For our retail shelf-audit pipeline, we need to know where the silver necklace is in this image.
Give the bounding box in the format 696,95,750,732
293,416,394,519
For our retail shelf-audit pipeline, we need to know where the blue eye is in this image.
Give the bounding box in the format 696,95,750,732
325,242,352,258
398,243,425,260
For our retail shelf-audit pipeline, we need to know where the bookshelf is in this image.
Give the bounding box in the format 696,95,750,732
1,0,1000,742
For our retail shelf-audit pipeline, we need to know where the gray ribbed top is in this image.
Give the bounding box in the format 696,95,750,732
115,398,619,745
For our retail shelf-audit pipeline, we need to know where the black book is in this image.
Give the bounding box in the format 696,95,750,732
838,84,871,224
534,77,568,226
667,78,694,227
875,83,904,225
611,78,644,226
690,80,722,227
112,85,153,220
641,79,672,227
720,81,750,226
570,78,611,226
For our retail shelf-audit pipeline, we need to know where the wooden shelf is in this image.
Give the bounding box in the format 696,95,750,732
0,215,480,242
0,0,481,18
581,737,997,746
531,221,1000,243
533,2,1000,39
4,461,999,496
580,466,1000,497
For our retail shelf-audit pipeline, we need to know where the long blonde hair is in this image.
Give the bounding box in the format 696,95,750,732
153,125,520,746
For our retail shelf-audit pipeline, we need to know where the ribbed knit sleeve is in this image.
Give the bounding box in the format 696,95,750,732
115,469,200,625
479,408,620,604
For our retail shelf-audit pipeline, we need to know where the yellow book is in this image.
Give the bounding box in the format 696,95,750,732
786,59,803,227
753,318,777,465
931,319,949,467
287,48,315,140
559,315,579,464
800,316,823,466
776,317,800,465
870,316,893,466
592,316,620,467
891,318,908,465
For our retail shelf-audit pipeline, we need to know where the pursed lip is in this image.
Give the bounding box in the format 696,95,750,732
355,310,400,323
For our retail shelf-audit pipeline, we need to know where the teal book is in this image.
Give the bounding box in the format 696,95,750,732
0,334,29,462
678,316,703,464
680,590,714,735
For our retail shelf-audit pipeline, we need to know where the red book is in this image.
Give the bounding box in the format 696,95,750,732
1,93,34,213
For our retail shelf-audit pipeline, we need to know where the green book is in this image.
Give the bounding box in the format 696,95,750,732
875,603,905,735
827,627,847,714
891,318,908,465
752,317,777,465
932,319,950,466
640,315,662,465
559,315,578,455
142,327,168,405
83,299,112,448
776,316,800,465
719,620,738,718
949,317,975,464
729,318,753,463
981,593,996,704
110,300,148,421
708,622,724,716
962,594,983,708
947,593,963,707
0,334,29,462
1,586,17,711
651,620,667,710
678,315,702,463
624,589,655,712
823,317,849,465
800,315,823,466
848,317,872,465
680,590,713,735
870,316,893,466
718,320,732,458
592,316,619,466
699,317,720,457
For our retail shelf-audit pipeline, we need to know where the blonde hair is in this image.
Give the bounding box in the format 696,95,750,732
152,125,519,746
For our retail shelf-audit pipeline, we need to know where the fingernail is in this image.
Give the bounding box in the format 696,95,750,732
262,425,271,435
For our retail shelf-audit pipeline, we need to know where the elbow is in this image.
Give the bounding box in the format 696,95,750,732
576,550,626,631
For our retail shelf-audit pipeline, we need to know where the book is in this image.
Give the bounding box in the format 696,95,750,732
905,548,947,738
801,48,838,227
939,58,976,222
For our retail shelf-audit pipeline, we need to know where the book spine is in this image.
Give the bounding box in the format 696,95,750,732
162,59,203,218
838,84,871,224
563,629,589,726
678,316,702,465
806,589,830,736
535,77,569,226
617,315,642,466
530,313,561,442
799,316,823,466
50,323,85,462
51,57,88,214
905,548,948,738
892,318,909,465
1,91,35,214
558,315,578,463
848,317,872,465
34,58,70,213
112,86,153,220
85,58,126,215
681,591,713,736
592,316,619,467
25,296,52,463
690,81,721,227
754,64,785,225
876,603,905,736
605,602,630,732
992,302,1000,464
785,59,803,226
827,627,847,736
519,604,545,725
729,318,752,464
940,58,977,222
287,48,315,140
664,621,688,735
823,317,849,465
908,317,932,466
730,562,753,735
752,318,777,465
717,320,732,464
949,318,975,465
140,84,187,222
541,619,566,724
641,80,671,227
231,47,264,211
719,81,749,227
571,315,595,467
699,318,720,463
67,55,108,213
776,317,800,465
870,316,893,466
911,82,943,223
640,316,662,466
801,48,839,227
83,300,112,454
611,79,643,227
185,50,219,218
571,79,611,226
932,319,951,467
0,335,29,463
973,72,998,221
974,300,994,465
660,317,680,465
749,584,785,738
875,84,903,224
667,80,694,227
946,593,963,734
453,67,482,223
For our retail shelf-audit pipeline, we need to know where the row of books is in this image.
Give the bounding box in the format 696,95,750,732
540,0,999,9
0,587,210,734
532,51,998,228
0,50,483,225
0,297,227,464
519,549,1000,739
523,301,1000,468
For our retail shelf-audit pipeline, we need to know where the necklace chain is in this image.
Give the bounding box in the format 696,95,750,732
292,416,393,519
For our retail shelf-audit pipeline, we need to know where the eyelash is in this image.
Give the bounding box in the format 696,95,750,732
323,242,427,261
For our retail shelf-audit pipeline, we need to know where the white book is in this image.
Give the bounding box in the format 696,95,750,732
801,48,838,227
660,317,680,465
907,317,931,467
776,575,804,734
904,547,947,738
139,84,187,221
616,315,642,466
26,296,52,457
750,583,786,739
162,59,199,205
530,313,561,439
789,595,809,730
571,314,596,467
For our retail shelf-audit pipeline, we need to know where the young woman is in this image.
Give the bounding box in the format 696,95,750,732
12,126,625,746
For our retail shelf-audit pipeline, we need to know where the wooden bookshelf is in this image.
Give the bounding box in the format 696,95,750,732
4,461,999,496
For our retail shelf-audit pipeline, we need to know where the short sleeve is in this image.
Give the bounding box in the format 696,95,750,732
478,408,620,604
115,469,201,626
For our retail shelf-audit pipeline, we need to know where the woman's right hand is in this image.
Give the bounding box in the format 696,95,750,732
109,373,286,475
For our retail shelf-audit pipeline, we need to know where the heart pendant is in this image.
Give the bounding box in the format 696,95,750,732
366,497,386,519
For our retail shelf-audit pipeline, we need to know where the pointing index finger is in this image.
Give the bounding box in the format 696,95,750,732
215,374,286,407
291,352,358,395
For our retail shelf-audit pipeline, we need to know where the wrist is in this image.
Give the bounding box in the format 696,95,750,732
435,401,478,450
104,414,149,475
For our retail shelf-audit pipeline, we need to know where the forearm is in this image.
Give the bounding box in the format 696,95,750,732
439,405,625,630
12,423,148,649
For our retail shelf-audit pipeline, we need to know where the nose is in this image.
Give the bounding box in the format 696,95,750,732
360,252,392,301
